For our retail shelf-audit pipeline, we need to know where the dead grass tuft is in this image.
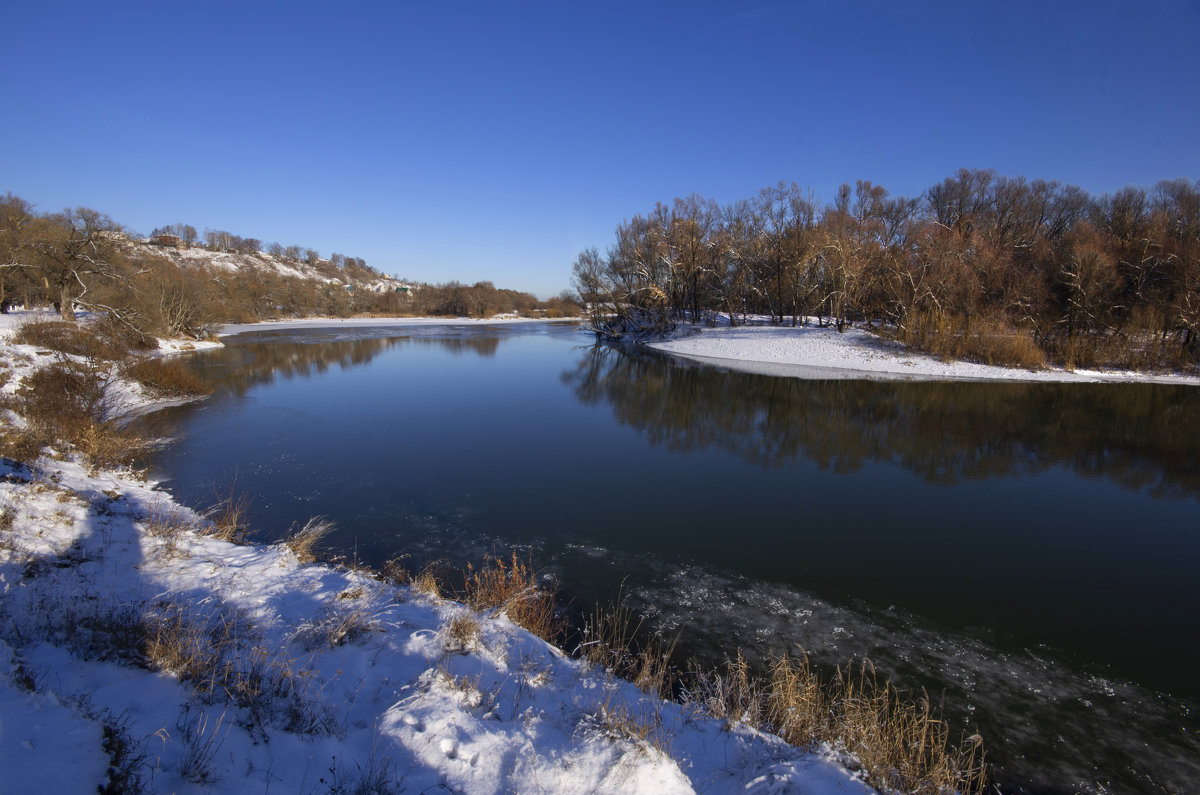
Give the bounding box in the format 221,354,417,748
142,501,200,539
578,588,677,699
202,480,253,543
444,611,481,653
295,595,381,650
684,651,988,795
284,517,334,563
410,562,443,598
459,552,563,643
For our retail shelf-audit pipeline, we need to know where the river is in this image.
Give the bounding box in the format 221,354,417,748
142,320,1200,793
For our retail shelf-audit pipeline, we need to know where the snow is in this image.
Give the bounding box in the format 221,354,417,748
647,317,1200,385
1,310,871,793
219,315,573,336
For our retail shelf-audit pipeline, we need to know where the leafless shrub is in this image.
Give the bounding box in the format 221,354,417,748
11,320,134,361
895,313,1047,370
5,358,156,469
122,357,211,398
284,517,334,563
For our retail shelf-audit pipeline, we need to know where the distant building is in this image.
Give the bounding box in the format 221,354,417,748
150,233,184,249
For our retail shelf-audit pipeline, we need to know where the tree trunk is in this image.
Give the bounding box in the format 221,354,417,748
59,284,75,321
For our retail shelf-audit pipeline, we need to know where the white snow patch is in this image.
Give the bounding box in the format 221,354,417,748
648,317,1200,385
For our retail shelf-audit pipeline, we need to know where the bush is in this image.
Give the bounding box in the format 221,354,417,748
122,358,210,398
897,313,1047,370
11,320,140,361
7,360,156,468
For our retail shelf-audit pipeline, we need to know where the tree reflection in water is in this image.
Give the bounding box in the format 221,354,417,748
563,343,1200,499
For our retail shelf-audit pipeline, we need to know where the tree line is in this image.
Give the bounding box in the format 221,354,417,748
572,170,1200,370
0,193,579,338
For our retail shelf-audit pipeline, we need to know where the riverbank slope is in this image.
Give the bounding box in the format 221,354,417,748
0,311,869,793
648,318,1200,385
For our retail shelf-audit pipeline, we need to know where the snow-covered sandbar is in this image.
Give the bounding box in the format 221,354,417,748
649,320,1200,385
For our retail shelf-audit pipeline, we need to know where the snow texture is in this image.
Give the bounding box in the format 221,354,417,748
648,316,1200,385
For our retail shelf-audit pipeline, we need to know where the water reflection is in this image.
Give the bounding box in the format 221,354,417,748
564,343,1200,499
149,325,1199,794
195,330,503,397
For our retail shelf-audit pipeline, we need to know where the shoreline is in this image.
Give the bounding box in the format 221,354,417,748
0,312,875,793
647,319,1200,386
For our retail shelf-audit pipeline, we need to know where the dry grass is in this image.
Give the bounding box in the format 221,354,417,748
896,313,1046,370
458,552,563,643
202,481,253,543
685,651,988,795
444,611,482,653
142,501,199,539
122,357,211,398
3,358,156,469
295,594,381,650
578,588,677,699
411,564,442,598
284,517,334,563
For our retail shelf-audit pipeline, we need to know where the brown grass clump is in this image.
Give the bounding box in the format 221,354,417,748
411,564,442,598
686,651,988,795
202,481,253,543
284,517,334,563
122,357,211,398
459,552,563,643
579,588,677,699
444,611,482,653
142,501,199,539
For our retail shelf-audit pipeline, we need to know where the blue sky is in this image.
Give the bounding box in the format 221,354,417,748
4,1,1198,298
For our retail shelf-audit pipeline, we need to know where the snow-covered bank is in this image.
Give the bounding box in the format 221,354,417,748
648,319,1200,385
0,458,871,794
1,312,870,792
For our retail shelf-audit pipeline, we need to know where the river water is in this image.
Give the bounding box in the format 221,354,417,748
144,321,1200,793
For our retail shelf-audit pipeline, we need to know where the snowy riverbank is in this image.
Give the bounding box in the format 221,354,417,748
648,318,1200,385
1,312,871,792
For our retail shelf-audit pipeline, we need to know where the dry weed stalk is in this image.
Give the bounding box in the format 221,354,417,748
578,587,678,699
203,480,252,543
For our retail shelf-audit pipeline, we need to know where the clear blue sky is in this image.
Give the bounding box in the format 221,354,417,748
4,1,1198,298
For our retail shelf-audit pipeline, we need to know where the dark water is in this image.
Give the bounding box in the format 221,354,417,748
144,321,1200,794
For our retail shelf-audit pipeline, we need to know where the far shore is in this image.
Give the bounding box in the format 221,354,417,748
218,314,580,337
647,318,1200,386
